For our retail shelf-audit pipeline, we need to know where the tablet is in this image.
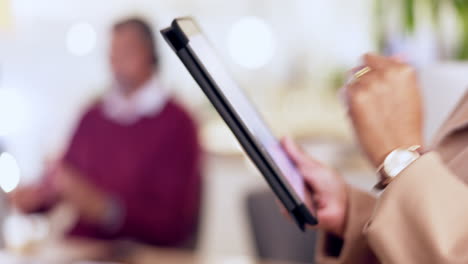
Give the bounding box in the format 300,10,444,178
161,17,317,230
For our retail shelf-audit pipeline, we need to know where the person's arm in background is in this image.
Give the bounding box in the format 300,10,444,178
8,177,58,214
121,114,201,246
7,108,95,215
8,109,91,215
57,109,119,227
9,109,112,225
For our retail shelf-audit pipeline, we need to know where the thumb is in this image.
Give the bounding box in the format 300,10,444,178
281,137,307,165
282,137,322,167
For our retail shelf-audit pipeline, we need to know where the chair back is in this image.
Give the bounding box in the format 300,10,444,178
246,189,317,263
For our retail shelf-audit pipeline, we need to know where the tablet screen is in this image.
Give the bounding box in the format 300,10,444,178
183,22,306,200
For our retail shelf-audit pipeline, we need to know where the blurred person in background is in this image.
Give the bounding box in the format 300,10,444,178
9,17,202,248
282,54,468,263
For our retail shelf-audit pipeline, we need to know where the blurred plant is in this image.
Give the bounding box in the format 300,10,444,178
403,0,416,33
328,68,348,95
429,0,442,23
453,0,468,59
376,0,468,60
374,0,386,52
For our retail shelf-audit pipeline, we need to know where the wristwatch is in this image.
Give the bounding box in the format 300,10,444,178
374,145,422,190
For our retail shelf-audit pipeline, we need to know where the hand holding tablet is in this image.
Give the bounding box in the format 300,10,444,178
281,137,348,237
161,17,318,231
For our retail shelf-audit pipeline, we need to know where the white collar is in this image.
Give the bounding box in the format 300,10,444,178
102,74,170,125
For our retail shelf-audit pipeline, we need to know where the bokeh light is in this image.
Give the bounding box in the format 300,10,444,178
227,17,276,70
66,22,97,56
0,152,21,193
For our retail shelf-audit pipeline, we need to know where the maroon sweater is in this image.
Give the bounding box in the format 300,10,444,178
62,98,201,247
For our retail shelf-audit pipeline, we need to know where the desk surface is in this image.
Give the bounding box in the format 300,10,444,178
0,239,297,264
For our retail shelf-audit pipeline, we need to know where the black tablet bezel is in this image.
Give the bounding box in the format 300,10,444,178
161,17,318,230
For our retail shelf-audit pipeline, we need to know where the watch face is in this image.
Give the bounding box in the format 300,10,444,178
384,149,419,178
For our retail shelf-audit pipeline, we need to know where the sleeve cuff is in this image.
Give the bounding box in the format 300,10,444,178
364,152,463,263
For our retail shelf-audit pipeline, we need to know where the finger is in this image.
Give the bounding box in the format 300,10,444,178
390,53,406,63
345,64,381,100
298,167,321,191
281,137,309,165
362,53,395,70
6,191,17,204
346,61,383,93
345,66,367,87
349,65,367,76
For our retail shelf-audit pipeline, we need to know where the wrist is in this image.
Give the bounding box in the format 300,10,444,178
100,196,125,234
84,193,111,224
328,184,349,238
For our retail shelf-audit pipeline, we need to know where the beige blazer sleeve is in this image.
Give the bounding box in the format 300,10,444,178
317,152,468,263
365,152,468,263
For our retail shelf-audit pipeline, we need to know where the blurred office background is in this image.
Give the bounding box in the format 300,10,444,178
1,0,468,263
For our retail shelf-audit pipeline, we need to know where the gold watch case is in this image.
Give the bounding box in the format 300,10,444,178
375,146,421,190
